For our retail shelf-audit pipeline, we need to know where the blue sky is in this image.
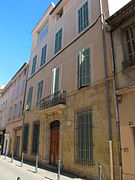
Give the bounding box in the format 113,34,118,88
0,0,59,86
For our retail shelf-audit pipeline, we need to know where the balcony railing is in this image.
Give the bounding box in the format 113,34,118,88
40,90,66,110
122,57,135,69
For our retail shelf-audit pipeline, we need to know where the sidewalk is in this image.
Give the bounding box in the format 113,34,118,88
0,155,83,180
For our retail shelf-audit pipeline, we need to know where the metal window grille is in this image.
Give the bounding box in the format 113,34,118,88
32,122,40,154
23,124,29,152
74,107,93,166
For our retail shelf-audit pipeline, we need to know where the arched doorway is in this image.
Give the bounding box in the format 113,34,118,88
50,120,60,166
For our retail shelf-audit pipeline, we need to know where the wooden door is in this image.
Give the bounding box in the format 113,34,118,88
50,129,59,166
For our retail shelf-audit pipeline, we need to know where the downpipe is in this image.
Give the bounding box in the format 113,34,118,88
99,0,114,179
110,31,123,180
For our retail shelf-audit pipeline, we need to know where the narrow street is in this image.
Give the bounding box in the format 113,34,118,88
0,156,82,180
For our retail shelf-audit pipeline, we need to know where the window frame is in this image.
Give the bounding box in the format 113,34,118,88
36,80,44,106
54,28,63,54
22,123,29,153
77,0,89,34
74,108,93,166
31,121,40,155
77,47,91,88
40,44,47,67
31,55,37,75
26,86,33,110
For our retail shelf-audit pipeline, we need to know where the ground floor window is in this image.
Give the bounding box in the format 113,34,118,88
32,121,40,154
23,124,29,152
75,108,93,166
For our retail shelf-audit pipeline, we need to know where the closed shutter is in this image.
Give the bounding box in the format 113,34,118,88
23,124,29,152
27,87,33,109
78,9,81,34
51,67,59,95
54,29,62,54
40,45,47,67
36,80,43,105
78,1,89,34
32,122,40,154
55,67,59,93
58,29,62,51
78,48,90,88
31,55,37,75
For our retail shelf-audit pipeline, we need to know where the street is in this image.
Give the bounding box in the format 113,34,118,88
0,156,83,180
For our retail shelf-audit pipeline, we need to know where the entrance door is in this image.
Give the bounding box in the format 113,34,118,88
50,121,60,166
16,136,20,157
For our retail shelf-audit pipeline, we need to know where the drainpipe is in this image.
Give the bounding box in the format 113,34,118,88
99,0,114,180
21,64,29,155
110,31,123,180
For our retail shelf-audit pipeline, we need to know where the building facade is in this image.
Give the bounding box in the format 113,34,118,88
0,85,5,153
106,0,135,179
0,62,29,157
22,0,120,179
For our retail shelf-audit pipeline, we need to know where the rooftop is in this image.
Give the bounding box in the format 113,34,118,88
106,0,135,30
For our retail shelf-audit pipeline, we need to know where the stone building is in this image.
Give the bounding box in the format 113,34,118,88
0,84,5,153
0,62,29,157
106,0,135,179
22,0,121,179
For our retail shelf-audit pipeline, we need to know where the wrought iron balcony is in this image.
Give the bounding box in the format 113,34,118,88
40,90,66,110
122,57,135,69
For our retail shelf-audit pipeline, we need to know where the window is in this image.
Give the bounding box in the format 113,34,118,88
78,1,89,34
39,25,48,43
31,55,37,75
36,80,43,105
19,101,22,115
23,124,29,152
21,79,25,94
26,86,33,110
40,44,47,67
54,28,62,54
56,8,63,21
75,109,93,165
125,25,135,60
15,102,20,117
16,83,19,98
51,67,59,95
78,48,91,88
32,122,40,154
122,24,135,69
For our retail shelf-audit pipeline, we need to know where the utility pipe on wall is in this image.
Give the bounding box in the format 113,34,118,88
110,31,123,180
99,0,114,180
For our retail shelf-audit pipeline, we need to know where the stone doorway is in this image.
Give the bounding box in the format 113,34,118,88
50,121,60,166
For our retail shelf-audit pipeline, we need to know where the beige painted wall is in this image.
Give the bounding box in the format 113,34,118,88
112,10,135,180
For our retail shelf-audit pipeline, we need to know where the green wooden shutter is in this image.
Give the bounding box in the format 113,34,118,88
54,32,58,54
78,1,89,34
77,53,81,88
40,45,47,67
27,87,33,109
59,29,62,51
23,124,29,152
77,48,90,88
32,122,40,154
31,55,37,75
36,80,43,105
83,48,90,86
55,67,59,93
54,29,62,54
51,67,59,95
78,9,81,34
